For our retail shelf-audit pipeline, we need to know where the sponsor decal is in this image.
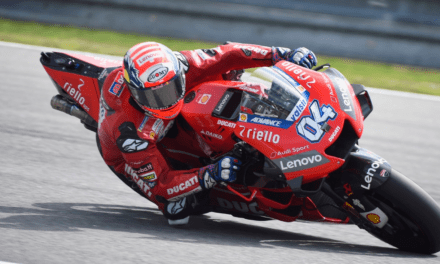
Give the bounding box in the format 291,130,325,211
98,69,108,81
149,131,155,139
270,145,310,158
147,66,168,83
366,213,381,224
198,94,211,104
360,207,389,228
200,130,223,139
240,114,293,129
380,169,389,177
238,125,280,143
217,198,264,215
158,120,174,141
343,183,353,197
291,145,310,153
286,97,308,122
147,181,157,189
233,45,268,56
134,163,154,176
167,176,199,195
141,171,157,181
213,93,231,114
321,72,335,96
272,150,329,173
152,119,164,134
328,126,341,142
361,158,387,190
333,77,356,120
109,72,125,97
125,164,152,197
167,197,186,215
138,115,149,132
118,122,150,153
64,79,89,111
295,85,306,93
137,52,160,66
217,119,236,128
239,113,248,122
281,61,316,88
121,139,149,153
296,100,337,143
204,170,217,189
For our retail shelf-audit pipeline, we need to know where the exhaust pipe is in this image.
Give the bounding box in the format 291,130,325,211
51,94,98,131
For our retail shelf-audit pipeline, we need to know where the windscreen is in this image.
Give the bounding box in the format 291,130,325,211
240,67,310,122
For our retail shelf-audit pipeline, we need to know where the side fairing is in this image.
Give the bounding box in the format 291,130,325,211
180,82,245,156
238,62,365,183
41,52,121,122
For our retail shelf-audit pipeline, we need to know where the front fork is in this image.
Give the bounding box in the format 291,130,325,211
323,146,392,229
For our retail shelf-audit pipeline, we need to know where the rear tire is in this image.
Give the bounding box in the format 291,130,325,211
363,169,440,254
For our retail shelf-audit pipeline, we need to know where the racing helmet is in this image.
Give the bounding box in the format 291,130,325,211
123,42,185,119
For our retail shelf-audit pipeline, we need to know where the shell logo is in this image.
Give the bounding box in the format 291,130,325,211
366,213,381,224
149,132,156,139
239,113,248,122
198,94,211,104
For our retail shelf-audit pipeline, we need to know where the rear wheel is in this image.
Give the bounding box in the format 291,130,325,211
362,169,440,254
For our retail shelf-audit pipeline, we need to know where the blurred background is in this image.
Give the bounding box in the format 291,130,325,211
1,0,439,94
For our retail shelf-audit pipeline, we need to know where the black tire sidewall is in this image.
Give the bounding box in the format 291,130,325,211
372,169,440,254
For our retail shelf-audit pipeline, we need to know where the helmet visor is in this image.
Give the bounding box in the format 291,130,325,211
127,74,185,110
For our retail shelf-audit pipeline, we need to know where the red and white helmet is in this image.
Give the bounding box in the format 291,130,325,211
123,42,185,119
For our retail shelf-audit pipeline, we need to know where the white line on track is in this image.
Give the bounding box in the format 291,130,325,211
2,40,439,102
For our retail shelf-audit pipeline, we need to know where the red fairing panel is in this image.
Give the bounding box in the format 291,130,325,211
44,67,101,121
232,61,364,184
273,61,363,183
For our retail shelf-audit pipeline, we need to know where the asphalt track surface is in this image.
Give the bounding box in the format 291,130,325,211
1,42,440,264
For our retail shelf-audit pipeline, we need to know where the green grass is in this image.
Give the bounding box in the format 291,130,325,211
2,18,439,96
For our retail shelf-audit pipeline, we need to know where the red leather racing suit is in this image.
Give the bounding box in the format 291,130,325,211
97,42,275,213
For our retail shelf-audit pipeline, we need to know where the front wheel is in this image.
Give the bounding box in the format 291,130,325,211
362,169,440,254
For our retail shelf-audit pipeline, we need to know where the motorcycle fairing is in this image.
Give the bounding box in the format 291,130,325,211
181,82,247,156
40,52,121,122
335,147,392,194
209,184,349,223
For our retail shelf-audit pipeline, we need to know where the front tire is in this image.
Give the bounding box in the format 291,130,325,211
363,169,440,254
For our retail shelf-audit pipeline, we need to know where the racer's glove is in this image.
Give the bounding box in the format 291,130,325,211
198,156,242,189
272,47,317,69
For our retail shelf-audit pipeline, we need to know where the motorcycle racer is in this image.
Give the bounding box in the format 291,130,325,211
97,41,317,225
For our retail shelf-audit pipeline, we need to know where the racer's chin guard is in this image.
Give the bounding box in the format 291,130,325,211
123,41,186,120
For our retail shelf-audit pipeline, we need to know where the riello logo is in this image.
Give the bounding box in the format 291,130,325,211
238,125,280,143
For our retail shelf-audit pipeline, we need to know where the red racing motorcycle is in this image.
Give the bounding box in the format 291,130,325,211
40,51,440,254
